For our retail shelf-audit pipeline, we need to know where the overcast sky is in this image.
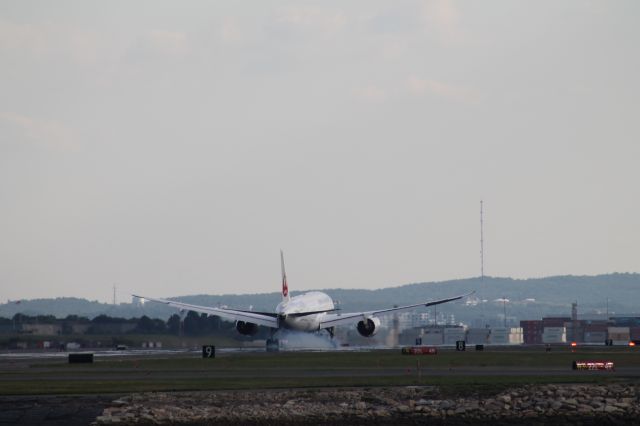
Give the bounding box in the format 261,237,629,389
1,1,638,303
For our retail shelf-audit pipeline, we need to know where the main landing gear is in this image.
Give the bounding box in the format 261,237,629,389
266,329,279,352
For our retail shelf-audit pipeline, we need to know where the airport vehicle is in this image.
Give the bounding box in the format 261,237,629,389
134,252,472,340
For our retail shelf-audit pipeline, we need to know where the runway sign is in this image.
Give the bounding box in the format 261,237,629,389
401,346,437,355
572,360,614,371
475,344,484,351
202,345,216,358
456,341,466,351
68,353,93,363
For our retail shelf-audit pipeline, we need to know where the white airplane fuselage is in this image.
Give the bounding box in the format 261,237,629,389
275,291,334,332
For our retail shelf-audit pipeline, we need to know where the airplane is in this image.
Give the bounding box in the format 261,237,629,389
134,251,473,345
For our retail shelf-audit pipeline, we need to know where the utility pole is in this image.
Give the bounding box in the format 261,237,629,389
503,297,507,328
113,285,116,305
392,305,399,347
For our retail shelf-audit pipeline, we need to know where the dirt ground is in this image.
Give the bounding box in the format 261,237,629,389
0,394,115,426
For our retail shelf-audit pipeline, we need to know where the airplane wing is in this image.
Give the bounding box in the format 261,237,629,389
132,295,279,329
319,291,474,329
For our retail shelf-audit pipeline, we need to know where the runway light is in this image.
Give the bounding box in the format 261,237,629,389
571,342,577,347
630,341,636,347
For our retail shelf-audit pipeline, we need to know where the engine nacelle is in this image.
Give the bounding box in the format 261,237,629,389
356,317,381,337
235,321,259,336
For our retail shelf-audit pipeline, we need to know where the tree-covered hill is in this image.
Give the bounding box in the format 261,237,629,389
1,273,637,324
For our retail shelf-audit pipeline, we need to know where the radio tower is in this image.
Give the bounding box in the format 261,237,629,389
480,200,485,327
480,200,484,282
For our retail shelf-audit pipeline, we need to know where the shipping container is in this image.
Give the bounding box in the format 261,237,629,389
584,331,607,343
542,327,566,344
608,327,630,345
543,317,571,328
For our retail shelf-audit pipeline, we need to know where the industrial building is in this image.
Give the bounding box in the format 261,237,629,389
399,325,523,346
520,315,640,345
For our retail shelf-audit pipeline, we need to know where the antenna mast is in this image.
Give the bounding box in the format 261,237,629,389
480,200,485,327
480,200,484,281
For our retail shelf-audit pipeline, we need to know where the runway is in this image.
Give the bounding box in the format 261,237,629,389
0,345,381,360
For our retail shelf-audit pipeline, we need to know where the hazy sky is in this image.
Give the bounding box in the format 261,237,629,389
1,1,638,303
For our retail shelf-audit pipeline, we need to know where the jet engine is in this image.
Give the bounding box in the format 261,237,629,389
235,321,259,336
356,317,381,337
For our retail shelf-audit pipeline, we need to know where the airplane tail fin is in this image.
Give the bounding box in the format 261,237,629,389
280,250,290,303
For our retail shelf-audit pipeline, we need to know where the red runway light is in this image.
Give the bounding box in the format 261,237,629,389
570,342,577,347
630,341,636,347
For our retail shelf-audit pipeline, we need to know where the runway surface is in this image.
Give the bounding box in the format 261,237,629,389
0,345,382,360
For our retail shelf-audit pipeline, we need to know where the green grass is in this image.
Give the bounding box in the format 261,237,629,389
32,347,640,371
0,374,620,396
32,351,640,371
1,348,637,396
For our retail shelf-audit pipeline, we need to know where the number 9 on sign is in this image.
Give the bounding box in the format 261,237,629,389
202,345,215,358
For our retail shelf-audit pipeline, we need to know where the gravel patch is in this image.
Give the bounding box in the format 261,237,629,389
93,384,639,425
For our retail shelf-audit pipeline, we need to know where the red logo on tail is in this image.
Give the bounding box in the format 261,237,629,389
282,277,288,297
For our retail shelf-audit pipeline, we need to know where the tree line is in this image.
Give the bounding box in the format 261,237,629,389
0,312,243,337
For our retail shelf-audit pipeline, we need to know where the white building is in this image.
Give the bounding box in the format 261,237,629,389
421,327,444,345
380,311,431,331
443,327,466,345
466,328,490,345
